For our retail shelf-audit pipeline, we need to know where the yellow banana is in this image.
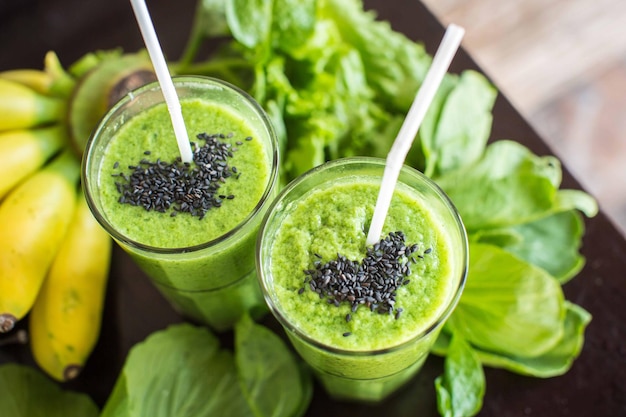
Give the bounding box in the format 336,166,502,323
0,78,65,131
0,69,54,95
29,189,112,382
0,125,69,199
43,51,77,98
0,150,80,332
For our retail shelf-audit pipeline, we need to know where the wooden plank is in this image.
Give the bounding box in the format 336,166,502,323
421,0,626,114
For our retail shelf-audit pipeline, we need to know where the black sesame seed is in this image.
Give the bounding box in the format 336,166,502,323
112,131,241,218
301,231,424,336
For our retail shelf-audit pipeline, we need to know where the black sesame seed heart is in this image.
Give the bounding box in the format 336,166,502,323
111,132,248,219
300,231,433,336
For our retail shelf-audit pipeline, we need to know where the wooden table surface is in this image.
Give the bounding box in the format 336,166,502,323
1,1,625,416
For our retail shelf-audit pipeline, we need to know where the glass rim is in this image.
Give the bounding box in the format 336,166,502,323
81,75,280,254
256,156,469,357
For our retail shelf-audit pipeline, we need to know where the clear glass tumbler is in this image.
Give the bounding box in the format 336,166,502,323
256,157,467,402
83,76,279,331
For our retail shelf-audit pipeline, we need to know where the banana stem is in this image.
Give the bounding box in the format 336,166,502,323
0,314,17,333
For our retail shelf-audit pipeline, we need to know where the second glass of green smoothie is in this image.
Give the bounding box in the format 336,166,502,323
256,157,468,402
82,76,279,331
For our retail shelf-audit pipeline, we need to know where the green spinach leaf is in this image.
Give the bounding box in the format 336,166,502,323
436,140,594,231
435,335,485,417
475,301,591,377
235,314,312,417
226,0,273,51
0,363,99,417
424,70,497,177
445,242,566,357
434,302,591,378
498,211,587,283
271,0,317,55
100,323,254,417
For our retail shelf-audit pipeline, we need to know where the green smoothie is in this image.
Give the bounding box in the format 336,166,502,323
271,181,456,350
99,99,269,249
84,77,279,331
257,157,467,401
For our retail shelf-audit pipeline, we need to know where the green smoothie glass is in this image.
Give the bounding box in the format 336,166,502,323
256,157,468,402
83,76,279,331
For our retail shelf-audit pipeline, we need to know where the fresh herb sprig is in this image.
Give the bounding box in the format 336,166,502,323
173,0,597,416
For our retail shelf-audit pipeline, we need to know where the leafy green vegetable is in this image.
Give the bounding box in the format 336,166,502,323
435,335,485,417
100,323,254,417
100,321,311,417
473,302,591,377
422,70,497,177
226,0,273,51
0,363,99,417
494,211,587,283
177,0,494,182
169,0,597,416
445,242,566,358
317,0,431,111
235,314,312,417
435,140,596,232
433,302,591,378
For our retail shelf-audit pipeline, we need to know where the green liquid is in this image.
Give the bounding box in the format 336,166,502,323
97,97,273,330
99,99,269,248
269,177,459,400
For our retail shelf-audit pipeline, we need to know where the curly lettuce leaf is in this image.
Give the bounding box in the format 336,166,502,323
0,363,99,417
187,0,497,186
318,0,431,112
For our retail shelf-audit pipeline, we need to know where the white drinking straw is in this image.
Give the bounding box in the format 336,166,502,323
129,0,194,163
365,24,465,246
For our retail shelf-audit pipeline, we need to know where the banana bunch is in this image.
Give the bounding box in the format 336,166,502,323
29,188,111,382
0,50,147,382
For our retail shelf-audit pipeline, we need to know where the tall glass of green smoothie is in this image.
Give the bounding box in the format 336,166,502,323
256,157,468,402
82,76,279,331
